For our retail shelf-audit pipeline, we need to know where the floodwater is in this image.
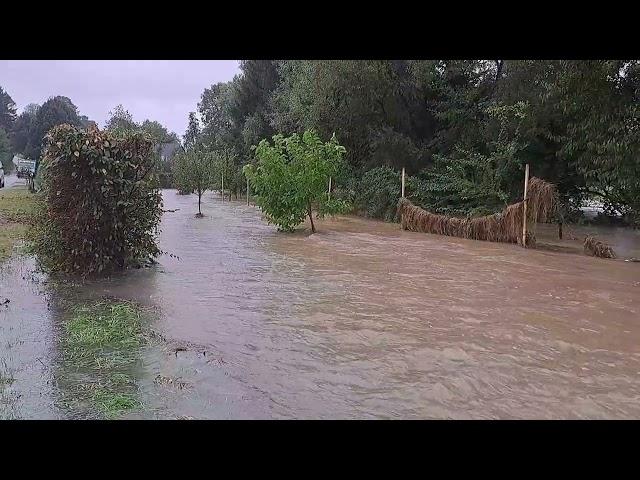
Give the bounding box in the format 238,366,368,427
1,188,640,419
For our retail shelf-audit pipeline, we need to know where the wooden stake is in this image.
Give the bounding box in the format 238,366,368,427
221,173,224,202
400,167,406,230
247,175,250,206
522,163,530,247
328,176,332,200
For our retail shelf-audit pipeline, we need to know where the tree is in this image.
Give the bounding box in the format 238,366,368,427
105,104,137,134
140,119,176,144
172,148,216,216
0,128,12,172
26,96,82,164
0,86,17,133
183,112,201,151
244,130,349,233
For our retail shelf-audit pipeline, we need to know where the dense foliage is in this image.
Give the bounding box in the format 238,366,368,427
244,130,348,232
31,125,163,275
0,128,12,172
172,148,216,216
0,86,17,133
26,96,83,165
189,60,640,226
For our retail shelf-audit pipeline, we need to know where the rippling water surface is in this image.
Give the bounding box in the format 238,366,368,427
1,189,639,419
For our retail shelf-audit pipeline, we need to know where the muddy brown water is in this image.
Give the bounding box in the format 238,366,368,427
1,189,639,419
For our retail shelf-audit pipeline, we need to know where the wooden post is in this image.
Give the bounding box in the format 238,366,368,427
247,175,250,206
522,163,530,247
221,173,224,202
328,176,332,200
400,167,406,230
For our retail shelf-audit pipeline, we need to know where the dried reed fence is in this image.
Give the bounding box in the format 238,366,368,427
398,177,557,247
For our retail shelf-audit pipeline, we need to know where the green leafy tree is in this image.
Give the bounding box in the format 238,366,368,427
105,104,137,135
140,119,175,144
11,104,39,155
172,148,216,216
244,130,348,233
183,112,201,151
0,127,12,172
0,86,17,133
26,96,82,165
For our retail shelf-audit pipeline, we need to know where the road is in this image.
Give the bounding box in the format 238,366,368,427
2,174,26,189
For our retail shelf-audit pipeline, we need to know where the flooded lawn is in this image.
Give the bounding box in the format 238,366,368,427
1,189,639,419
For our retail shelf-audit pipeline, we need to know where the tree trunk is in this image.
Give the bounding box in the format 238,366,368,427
198,191,202,215
308,202,316,233
558,221,563,240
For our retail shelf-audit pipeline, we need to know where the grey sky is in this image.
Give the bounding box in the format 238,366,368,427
0,60,241,138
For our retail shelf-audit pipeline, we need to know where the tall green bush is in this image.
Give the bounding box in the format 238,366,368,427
32,124,162,275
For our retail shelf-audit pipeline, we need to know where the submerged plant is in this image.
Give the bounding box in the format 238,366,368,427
57,300,148,419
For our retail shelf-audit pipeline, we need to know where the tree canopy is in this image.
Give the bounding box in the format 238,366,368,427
191,59,640,225
244,130,348,232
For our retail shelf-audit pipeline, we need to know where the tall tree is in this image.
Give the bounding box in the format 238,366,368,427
11,107,38,155
0,128,12,172
0,86,17,133
183,112,201,151
26,96,82,164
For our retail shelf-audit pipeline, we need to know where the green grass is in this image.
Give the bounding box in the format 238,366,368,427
92,390,141,417
0,186,37,262
0,186,38,222
59,300,148,418
0,223,27,262
65,302,144,350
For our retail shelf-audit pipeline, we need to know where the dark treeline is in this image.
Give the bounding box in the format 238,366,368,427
189,60,640,225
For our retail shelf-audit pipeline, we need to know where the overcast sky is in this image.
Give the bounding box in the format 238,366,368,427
0,60,241,137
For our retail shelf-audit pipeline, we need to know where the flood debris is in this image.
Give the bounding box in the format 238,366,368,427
154,374,190,390
584,235,616,259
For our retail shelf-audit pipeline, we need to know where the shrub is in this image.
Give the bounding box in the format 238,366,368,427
244,130,349,233
31,124,162,275
353,166,402,221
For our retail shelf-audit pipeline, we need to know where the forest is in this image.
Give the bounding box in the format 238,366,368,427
2,60,639,227
186,60,640,226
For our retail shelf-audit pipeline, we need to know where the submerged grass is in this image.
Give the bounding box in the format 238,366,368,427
58,300,148,418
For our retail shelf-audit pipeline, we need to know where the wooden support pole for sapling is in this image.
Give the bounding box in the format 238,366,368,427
328,176,332,200
522,163,530,247
247,175,250,206
221,173,224,202
400,167,406,230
